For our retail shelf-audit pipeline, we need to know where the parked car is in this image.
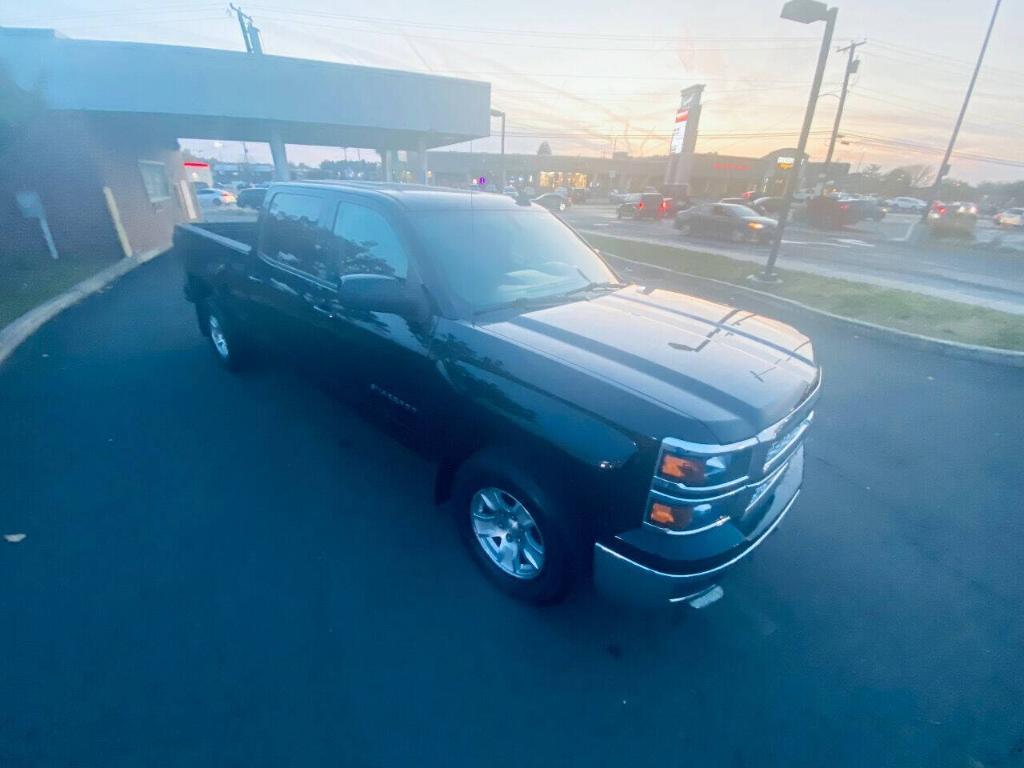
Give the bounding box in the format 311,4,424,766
751,197,784,217
993,208,1024,227
927,201,978,236
502,185,519,198
533,193,569,212
608,189,630,205
805,196,865,229
570,188,587,204
616,192,668,220
236,186,268,210
176,182,819,606
888,196,928,214
196,187,237,208
675,202,778,243
719,197,749,207
839,197,887,221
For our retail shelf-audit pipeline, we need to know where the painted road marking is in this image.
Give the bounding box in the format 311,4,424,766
834,238,876,248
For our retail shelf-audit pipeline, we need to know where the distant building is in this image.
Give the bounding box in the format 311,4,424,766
425,149,849,199
0,28,488,263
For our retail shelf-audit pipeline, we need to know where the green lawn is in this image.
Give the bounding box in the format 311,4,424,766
584,233,1024,352
0,255,119,327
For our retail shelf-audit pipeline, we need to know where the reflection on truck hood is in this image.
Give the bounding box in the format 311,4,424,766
479,285,819,443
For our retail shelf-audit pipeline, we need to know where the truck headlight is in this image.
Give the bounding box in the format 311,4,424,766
747,221,764,230
659,451,735,486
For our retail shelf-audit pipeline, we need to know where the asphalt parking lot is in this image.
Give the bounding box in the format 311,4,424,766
2,252,1023,767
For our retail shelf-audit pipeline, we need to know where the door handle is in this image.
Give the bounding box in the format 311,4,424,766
312,304,334,318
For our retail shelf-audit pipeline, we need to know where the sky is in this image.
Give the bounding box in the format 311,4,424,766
3,0,1022,183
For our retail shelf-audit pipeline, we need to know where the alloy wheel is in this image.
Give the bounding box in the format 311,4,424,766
470,487,545,580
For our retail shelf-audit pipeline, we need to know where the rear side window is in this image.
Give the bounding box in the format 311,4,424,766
261,193,325,278
331,203,408,280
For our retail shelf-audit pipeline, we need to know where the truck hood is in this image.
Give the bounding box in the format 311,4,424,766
479,285,819,443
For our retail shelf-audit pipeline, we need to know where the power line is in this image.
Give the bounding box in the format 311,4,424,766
871,38,1023,81
248,6,826,44
841,131,1024,168
0,1,220,25
254,13,824,53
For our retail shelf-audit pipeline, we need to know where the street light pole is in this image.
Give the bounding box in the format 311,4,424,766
918,0,1002,223
761,0,838,282
490,109,506,188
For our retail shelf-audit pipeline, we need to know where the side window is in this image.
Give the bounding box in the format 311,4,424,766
331,204,408,280
711,205,725,216
138,161,171,203
261,193,326,278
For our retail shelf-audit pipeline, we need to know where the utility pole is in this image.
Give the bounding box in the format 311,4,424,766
229,4,262,53
229,5,287,180
819,39,865,194
918,0,1001,223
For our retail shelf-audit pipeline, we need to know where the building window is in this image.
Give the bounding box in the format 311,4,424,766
138,160,171,203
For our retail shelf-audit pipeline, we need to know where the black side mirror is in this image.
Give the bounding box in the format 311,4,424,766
336,274,430,321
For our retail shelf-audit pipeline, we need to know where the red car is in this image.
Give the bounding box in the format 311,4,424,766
616,192,670,220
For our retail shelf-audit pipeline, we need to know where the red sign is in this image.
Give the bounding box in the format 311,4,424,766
183,161,210,168
712,162,752,171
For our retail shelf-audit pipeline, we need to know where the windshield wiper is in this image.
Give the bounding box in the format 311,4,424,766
472,294,573,317
560,275,628,299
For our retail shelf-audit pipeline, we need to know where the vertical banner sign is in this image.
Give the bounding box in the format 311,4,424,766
664,84,705,192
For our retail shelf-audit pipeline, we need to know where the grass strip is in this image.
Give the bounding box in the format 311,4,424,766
584,233,1024,352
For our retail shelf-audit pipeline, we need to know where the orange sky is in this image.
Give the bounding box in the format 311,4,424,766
5,0,1023,182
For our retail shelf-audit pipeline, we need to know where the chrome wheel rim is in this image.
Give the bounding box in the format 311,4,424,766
470,487,545,580
208,314,229,359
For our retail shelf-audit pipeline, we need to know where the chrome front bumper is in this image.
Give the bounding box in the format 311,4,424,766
593,486,800,607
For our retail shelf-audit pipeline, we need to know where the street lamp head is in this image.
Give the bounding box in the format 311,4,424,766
489,109,505,118
781,0,832,23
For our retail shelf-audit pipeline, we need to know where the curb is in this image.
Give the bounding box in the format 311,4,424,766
603,252,1024,368
0,248,164,367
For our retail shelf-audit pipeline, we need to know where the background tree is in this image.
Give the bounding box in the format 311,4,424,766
904,164,935,189
537,141,552,156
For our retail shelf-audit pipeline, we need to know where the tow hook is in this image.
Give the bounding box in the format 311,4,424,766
676,584,725,610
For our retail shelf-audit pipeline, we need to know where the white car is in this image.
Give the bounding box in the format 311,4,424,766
993,208,1024,227
888,196,927,214
196,188,236,208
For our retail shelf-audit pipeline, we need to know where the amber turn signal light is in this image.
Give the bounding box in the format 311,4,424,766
648,502,694,530
660,454,705,484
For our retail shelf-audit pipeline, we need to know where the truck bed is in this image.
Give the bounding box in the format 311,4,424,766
174,220,259,304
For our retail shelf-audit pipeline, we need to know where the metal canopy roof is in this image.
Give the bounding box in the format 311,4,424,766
0,28,491,150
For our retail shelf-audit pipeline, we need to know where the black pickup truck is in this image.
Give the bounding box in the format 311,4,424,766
176,182,820,606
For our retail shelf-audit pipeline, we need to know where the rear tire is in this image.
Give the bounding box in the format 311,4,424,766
201,299,250,372
452,455,575,604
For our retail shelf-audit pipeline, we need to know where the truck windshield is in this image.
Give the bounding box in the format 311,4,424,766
411,208,620,314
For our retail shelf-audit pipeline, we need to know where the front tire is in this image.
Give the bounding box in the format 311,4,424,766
452,458,573,604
